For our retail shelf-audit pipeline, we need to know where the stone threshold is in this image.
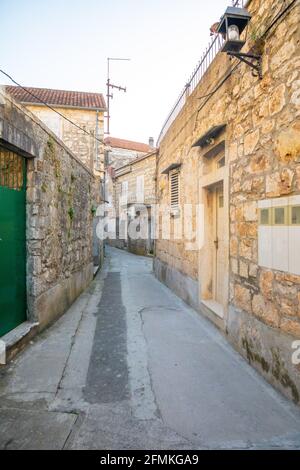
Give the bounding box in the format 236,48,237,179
201,299,224,319
0,321,39,364
199,300,226,332
93,265,100,276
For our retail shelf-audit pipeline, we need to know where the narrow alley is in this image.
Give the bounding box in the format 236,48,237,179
1,247,300,450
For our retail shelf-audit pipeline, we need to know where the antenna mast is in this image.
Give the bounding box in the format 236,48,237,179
106,57,130,135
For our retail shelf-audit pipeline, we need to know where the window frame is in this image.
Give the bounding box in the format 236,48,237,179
272,206,287,226
259,208,271,226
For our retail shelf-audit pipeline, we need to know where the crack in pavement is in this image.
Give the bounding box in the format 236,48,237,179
2,247,300,449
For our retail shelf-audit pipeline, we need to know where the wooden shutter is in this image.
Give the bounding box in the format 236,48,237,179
121,181,128,205
136,175,144,203
170,171,179,210
122,181,128,196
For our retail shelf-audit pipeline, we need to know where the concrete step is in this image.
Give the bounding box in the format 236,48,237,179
0,321,39,364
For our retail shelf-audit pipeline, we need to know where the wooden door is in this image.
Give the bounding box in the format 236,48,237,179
213,184,225,306
0,149,27,336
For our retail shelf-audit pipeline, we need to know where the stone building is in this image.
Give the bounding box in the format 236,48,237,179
104,136,155,208
154,0,300,403
6,86,107,268
0,87,99,360
104,137,155,251
5,86,106,178
104,136,154,170
111,150,157,255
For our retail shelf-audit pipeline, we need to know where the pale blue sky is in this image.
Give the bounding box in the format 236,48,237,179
1,0,230,143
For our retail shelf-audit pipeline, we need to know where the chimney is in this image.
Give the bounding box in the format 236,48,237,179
149,137,154,148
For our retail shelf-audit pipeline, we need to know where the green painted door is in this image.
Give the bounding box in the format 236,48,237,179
0,149,26,336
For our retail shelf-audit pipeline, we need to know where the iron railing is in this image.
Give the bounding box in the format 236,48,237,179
0,149,25,191
157,0,245,145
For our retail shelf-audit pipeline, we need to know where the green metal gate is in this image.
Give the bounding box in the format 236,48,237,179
0,149,27,336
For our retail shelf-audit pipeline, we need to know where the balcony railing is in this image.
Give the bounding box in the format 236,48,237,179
157,0,245,145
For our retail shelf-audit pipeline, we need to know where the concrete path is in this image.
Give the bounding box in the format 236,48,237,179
1,246,300,449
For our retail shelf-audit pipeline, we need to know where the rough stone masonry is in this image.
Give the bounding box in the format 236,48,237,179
0,88,98,349
155,0,300,404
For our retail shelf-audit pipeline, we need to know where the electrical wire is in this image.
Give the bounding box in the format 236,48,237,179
262,0,298,38
0,69,104,145
193,61,240,132
2,0,297,148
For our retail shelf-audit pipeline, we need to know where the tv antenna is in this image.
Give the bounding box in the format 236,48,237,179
106,57,130,135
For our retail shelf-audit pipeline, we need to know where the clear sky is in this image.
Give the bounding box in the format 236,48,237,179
1,0,230,144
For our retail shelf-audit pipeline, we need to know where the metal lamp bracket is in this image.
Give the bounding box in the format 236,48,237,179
228,51,262,79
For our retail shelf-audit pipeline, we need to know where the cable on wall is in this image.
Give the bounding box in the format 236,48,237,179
0,69,104,145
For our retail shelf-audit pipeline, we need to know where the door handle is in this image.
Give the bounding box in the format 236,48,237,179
214,238,219,250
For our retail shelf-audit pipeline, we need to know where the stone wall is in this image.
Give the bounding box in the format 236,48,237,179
25,105,105,177
106,146,147,170
25,105,105,269
104,146,152,251
115,152,157,206
0,88,97,331
155,0,300,403
113,151,157,255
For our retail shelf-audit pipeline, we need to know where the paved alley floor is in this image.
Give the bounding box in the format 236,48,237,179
1,247,300,450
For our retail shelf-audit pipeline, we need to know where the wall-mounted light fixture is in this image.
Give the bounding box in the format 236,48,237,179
217,6,262,79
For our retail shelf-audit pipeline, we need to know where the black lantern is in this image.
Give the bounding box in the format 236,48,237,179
218,6,262,79
217,6,251,52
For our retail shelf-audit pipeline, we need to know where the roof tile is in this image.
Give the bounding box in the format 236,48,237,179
6,86,106,110
104,137,155,153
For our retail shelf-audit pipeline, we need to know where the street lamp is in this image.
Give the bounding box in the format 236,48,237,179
218,6,262,79
218,6,251,52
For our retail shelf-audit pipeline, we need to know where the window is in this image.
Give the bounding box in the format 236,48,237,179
260,208,270,225
121,181,128,205
274,207,286,225
128,205,136,218
121,181,128,195
217,156,225,169
170,170,179,211
258,197,300,275
136,175,144,203
291,206,300,225
37,111,62,138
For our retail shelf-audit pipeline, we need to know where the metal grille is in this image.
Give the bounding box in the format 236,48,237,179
0,149,25,191
157,0,245,145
